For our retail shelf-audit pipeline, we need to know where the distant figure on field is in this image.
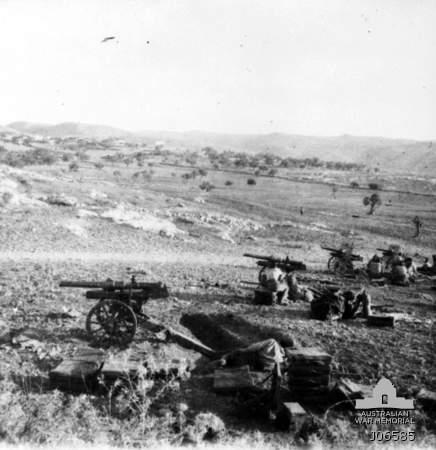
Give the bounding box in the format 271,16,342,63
413,216,423,237
300,207,304,216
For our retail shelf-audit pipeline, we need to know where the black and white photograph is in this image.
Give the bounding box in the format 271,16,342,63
0,0,435,449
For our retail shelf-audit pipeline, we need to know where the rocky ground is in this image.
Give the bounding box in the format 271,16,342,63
0,160,435,448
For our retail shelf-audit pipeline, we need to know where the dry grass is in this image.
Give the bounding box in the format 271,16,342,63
0,150,435,447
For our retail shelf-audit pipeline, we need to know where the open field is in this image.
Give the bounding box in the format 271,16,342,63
0,143,435,448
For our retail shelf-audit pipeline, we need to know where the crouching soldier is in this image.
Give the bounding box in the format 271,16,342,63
287,273,314,303
367,254,383,278
342,289,372,319
220,338,285,371
258,262,289,305
391,260,409,286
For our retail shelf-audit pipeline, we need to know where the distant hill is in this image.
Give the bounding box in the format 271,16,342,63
5,121,435,174
137,130,435,174
8,121,131,138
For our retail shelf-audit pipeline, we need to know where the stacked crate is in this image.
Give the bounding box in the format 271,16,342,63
286,347,332,400
49,347,105,393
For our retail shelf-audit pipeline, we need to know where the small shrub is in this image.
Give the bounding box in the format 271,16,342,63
247,178,256,185
1,192,13,206
69,162,79,172
113,170,122,177
62,153,73,162
225,180,233,186
199,181,215,192
350,181,359,188
76,151,90,161
94,162,104,170
368,182,381,190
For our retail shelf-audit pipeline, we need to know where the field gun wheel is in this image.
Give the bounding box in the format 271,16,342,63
86,299,137,347
328,256,352,276
327,256,338,272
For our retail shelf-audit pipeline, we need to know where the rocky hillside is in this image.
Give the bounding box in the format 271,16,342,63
5,121,435,174
8,121,131,138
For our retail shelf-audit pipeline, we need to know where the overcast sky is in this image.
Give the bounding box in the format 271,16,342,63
0,0,435,140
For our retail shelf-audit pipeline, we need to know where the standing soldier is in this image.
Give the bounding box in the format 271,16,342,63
413,216,423,237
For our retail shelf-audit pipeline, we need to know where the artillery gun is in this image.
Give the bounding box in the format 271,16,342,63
376,245,404,272
60,274,169,347
243,253,306,281
321,246,363,276
243,253,306,305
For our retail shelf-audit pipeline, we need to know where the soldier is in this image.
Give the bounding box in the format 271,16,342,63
287,273,313,302
341,288,372,319
259,261,289,304
355,288,372,317
390,260,409,286
367,254,383,278
417,256,435,275
413,216,423,237
404,257,418,282
342,291,358,319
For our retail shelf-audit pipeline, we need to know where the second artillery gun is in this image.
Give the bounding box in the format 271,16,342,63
60,274,169,347
321,246,363,276
243,253,307,305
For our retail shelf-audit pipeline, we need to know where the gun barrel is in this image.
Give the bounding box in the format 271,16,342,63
60,280,166,290
257,260,306,270
243,253,274,261
321,246,339,252
60,280,121,289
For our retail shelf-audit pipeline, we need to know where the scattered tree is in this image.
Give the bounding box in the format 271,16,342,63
62,153,73,162
363,193,382,215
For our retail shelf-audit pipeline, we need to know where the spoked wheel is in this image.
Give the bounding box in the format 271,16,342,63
327,256,338,272
328,256,353,276
86,299,137,347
